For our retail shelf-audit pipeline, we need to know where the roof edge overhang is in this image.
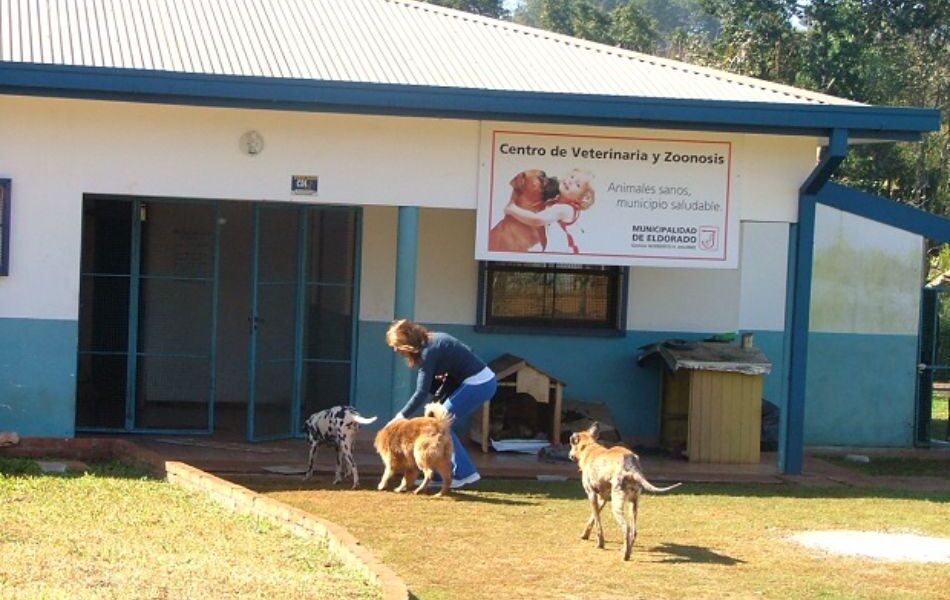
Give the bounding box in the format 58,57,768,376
0,63,940,141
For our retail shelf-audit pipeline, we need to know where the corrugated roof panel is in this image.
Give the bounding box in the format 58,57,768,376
0,0,862,106
216,0,251,75
191,0,221,74
148,0,175,71
285,0,325,80
345,0,389,84
269,1,303,79
108,0,131,69
65,0,83,64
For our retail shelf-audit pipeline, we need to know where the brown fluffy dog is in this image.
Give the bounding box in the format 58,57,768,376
374,402,454,497
488,169,559,252
569,423,681,560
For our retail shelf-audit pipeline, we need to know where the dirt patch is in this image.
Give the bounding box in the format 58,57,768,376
791,530,950,563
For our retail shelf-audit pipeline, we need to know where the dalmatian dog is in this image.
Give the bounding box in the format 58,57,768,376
303,406,377,488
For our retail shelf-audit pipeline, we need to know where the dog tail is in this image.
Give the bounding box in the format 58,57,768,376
351,412,378,425
622,454,681,493
423,402,454,430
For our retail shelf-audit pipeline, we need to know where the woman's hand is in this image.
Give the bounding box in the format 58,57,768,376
386,413,407,427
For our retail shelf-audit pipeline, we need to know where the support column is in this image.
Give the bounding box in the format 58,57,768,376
785,194,816,475
390,206,419,416
785,129,848,474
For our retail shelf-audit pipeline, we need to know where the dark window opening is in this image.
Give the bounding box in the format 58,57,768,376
0,179,10,276
479,262,626,334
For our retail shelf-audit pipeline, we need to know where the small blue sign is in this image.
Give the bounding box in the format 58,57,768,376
292,175,319,195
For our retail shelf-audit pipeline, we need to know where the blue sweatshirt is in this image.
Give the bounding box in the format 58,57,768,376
398,332,487,417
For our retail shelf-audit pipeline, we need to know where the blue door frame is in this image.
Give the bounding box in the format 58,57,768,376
918,287,950,445
248,203,363,441
247,204,306,442
77,197,220,435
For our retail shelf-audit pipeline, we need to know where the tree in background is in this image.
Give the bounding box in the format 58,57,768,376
448,0,948,267
797,0,949,235
424,0,509,18
520,0,657,51
697,0,803,82
608,1,660,51
513,0,716,55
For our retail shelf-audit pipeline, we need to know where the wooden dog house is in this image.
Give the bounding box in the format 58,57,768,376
640,339,771,464
470,354,565,453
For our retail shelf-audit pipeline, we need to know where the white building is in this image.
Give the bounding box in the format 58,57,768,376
0,0,945,473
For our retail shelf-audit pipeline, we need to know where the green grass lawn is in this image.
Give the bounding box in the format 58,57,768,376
0,458,380,600
820,455,950,478
256,478,950,600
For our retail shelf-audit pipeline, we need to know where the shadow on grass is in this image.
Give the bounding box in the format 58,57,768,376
647,542,746,565
241,476,543,506
226,473,950,504
441,488,539,506
0,456,155,480
447,479,950,503
817,455,950,479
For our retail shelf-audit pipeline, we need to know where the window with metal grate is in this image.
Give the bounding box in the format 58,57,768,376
477,261,627,335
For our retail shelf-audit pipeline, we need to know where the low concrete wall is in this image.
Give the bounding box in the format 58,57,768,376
165,462,407,600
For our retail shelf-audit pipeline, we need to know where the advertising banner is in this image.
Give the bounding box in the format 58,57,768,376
475,129,737,268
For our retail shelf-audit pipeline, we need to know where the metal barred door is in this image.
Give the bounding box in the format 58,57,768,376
247,205,302,441
918,287,950,445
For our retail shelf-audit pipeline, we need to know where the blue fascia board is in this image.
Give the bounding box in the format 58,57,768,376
0,63,940,141
818,182,950,242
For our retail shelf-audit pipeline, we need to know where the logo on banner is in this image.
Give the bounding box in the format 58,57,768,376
698,227,719,251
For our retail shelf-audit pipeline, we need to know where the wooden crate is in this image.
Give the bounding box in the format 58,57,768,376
647,340,770,465
661,368,763,464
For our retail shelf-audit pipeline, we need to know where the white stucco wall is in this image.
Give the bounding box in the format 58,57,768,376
365,214,793,332
1,95,820,331
416,208,479,325
811,204,924,335
0,95,479,319
358,206,480,325
358,206,398,322
738,222,790,331
733,135,818,223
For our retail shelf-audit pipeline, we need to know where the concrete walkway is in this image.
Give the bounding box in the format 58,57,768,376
5,434,948,491
129,431,784,486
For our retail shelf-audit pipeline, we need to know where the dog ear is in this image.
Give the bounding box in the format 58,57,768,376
586,422,600,438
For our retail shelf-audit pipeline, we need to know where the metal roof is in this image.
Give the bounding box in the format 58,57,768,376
0,0,853,104
0,0,940,139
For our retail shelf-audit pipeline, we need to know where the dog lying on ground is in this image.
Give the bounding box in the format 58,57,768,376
488,169,560,252
569,422,681,560
303,406,378,488
374,402,454,497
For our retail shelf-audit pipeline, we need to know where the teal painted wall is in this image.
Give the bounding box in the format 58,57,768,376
354,320,790,443
0,318,77,437
804,332,917,446
0,316,915,446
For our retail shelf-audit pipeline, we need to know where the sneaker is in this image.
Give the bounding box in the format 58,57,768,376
450,472,481,489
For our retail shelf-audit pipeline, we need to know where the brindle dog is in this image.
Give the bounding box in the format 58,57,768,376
569,422,681,560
